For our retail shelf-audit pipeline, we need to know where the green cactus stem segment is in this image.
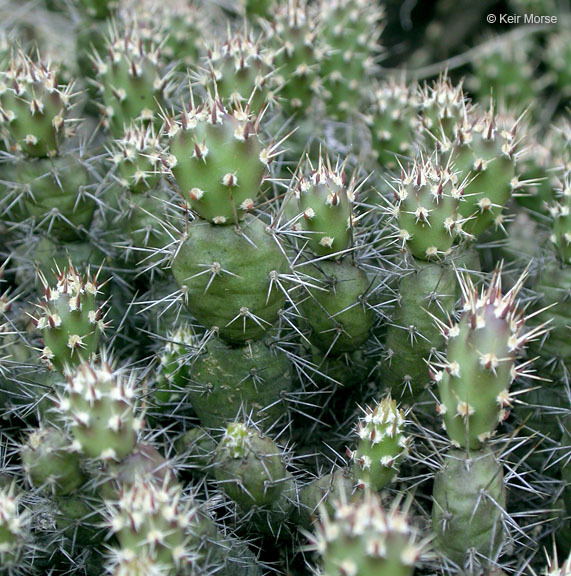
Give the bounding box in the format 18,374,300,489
349,395,410,491
34,265,108,373
58,361,142,461
0,51,74,157
171,216,289,343
294,155,356,257
432,448,506,565
309,489,424,576
431,266,548,449
301,259,375,355
164,97,271,225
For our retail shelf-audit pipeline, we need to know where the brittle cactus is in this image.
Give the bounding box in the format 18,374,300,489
349,394,410,491
308,490,425,576
57,360,142,460
0,50,74,158
432,448,506,566
33,265,108,373
431,266,547,449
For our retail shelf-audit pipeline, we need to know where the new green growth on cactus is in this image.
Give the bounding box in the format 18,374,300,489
349,394,410,491
308,489,425,576
431,266,548,449
33,265,108,373
57,360,142,460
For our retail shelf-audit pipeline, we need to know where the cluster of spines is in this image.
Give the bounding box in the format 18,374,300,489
200,30,275,114
390,156,470,260
91,21,172,136
108,122,163,193
294,155,356,256
214,422,294,534
264,0,324,116
104,475,199,574
0,483,30,572
317,0,385,120
366,78,419,169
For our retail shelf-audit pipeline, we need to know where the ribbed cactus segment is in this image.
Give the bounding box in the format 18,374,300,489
105,477,200,574
92,23,170,136
309,490,423,576
109,122,162,193
393,157,468,260
201,32,274,114
155,326,292,426
302,260,375,355
350,395,410,491
0,51,74,157
0,484,30,572
318,0,384,120
548,175,570,265
58,361,141,461
432,267,546,449
530,259,571,373
265,0,323,116
21,427,85,496
164,97,270,224
452,108,519,237
295,155,355,256
367,79,418,169
171,216,289,343
34,266,107,373
432,448,506,565
154,324,197,406
215,423,294,527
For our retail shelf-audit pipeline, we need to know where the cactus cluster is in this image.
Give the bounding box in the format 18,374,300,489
0,1,569,575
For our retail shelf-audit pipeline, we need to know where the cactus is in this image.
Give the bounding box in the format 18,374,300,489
0,483,31,573
163,96,273,225
91,21,172,136
214,422,295,534
349,394,410,491
367,78,419,170
432,266,547,449
317,0,384,121
432,448,506,566
264,0,323,117
104,475,215,574
0,50,74,158
308,489,424,576
21,426,86,495
56,360,142,460
33,265,108,373
200,31,275,114
294,155,356,256
171,216,289,343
